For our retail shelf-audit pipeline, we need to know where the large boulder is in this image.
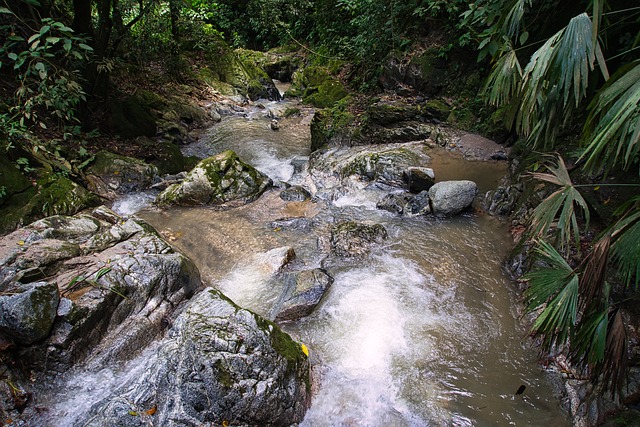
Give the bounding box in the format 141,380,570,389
0,281,59,345
0,206,200,373
273,269,333,322
0,171,97,235
85,288,311,426
156,150,271,207
286,66,348,108
428,180,477,217
85,151,158,200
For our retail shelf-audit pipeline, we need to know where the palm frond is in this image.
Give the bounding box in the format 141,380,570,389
581,60,640,173
598,309,628,397
525,240,579,349
502,0,532,40
610,206,640,289
528,155,590,251
483,43,523,107
516,13,605,147
571,302,609,365
579,234,610,309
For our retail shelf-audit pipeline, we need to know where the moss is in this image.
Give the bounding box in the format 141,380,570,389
424,99,452,120
310,101,356,151
286,66,348,108
138,138,190,175
284,107,301,118
0,172,97,234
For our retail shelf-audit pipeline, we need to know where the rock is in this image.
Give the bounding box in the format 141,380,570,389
270,217,314,231
0,281,59,345
286,66,348,108
340,147,431,189
280,186,311,202
428,180,477,217
86,288,310,426
85,151,159,200
270,119,280,130
367,102,422,125
0,171,98,235
484,184,522,216
0,206,201,373
330,221,388,257
156,150,272,206
405,190,432,216
254,246,297,275
376,193,412,215
273,269,333,322
404,166,435,193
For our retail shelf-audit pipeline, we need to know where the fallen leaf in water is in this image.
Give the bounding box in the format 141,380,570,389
17,240,25,246
128,410,138,416
222,421,229,427
301,343,309,357
145,406,157,415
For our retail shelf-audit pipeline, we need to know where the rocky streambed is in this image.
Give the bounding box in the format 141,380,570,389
0,94,571,426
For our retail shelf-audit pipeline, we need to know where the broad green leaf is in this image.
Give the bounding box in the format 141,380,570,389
0,7,13,14
46,36,61,45
8,52,17,61
78,43,94,51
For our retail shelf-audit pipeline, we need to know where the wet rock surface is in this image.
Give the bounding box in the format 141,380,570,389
84,288,310,427
273,268,334,322
329,221,388,258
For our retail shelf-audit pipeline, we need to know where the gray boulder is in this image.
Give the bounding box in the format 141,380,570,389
0,206,200,372
0,281,59,345
273,269,333,322
156,150,271,206
428,180,477,217
330,221,388,258
85,288,310,426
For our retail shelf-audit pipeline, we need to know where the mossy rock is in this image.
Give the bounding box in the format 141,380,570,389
85,151,158,199
200,44,279,100
286,66,348,108
367,102,422,125
310,106,357,151
157,150,272,206
424,98,452,121
0,172,97,235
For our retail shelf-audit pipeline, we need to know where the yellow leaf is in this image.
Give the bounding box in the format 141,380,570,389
128,411,138,416
300,343,309,357
17,240,25,246
145,406,157,415
594,186,600,191
222,421,229,427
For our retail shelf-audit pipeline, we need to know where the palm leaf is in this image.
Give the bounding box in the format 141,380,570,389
502,0,532,40
524,240,579,349
581,60,640,173
483,42,523,107
571,302,609,365
579,234,610,310
610,205,640,289
528,155,590,251
516,13,605,147
598,309,628,397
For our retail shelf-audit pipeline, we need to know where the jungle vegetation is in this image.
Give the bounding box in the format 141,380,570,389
1,0,639,397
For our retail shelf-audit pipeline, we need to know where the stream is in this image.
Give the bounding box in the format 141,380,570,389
115,91,568,425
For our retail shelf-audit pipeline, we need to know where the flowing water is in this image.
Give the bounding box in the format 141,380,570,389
132,96,569,426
